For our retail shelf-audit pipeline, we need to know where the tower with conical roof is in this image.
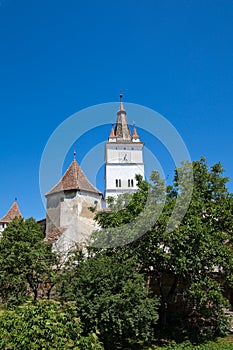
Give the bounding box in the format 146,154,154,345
45,153,103,253
0,200,22,234
105,92,145,199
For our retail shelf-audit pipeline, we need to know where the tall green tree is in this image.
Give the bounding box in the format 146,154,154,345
93,158,233,341
72,252,159,349
0,217,57,305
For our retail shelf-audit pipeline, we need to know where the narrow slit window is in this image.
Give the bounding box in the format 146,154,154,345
128,179,134,187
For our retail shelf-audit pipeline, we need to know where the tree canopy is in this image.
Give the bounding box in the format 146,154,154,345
56,251,159,349
1,157,233,347
92,158,233,341
0,217,57,304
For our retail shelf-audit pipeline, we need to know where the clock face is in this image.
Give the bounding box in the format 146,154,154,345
119,152,130,162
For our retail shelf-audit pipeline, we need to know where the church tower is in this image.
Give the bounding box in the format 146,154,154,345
45,153,103,253
105,93,145,200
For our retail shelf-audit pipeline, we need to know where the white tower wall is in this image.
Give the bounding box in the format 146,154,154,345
104,94,145,200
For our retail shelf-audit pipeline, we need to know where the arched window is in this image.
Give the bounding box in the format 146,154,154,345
116,179,121,188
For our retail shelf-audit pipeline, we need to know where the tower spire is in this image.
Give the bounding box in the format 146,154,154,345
119,90,125,111
105,94,145,200
114,91,131,140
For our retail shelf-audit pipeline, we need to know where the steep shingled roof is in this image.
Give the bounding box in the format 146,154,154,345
46,159,102,196
133,126,140,139
114,92,132,141
0,201,22,223
109,125,115,138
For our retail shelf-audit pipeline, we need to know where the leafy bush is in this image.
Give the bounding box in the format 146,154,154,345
0,300,103,349
73,253,159,349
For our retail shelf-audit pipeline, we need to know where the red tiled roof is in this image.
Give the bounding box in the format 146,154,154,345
44,226,66,244
0,201,22,223
133,126,140,139
109,126,115,138
46,160,102,196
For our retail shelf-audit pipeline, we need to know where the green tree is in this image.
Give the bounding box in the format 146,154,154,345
72,252,159,349
0,300,103,349
0,217,57,305
54,246,85,304
93,172,165,248
95,174,150,229
92,158,233,341
143,158,233,339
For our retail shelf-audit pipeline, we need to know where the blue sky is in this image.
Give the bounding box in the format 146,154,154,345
0,0,232,220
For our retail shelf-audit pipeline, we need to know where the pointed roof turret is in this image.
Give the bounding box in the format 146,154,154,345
132,124,141,142
109,124,115,138
114,92,132,141
46,158,102,196
133,125,140,139
0,200,22,223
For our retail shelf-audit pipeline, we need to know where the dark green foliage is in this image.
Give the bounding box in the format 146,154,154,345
1,157,233,348
54,247,85,303
92,158,233,342
0,301,103,349
92,173,165,248
0,217,57,304
73,253,159,349
156,337,233,349
94,174,150,229
186,278,230,342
